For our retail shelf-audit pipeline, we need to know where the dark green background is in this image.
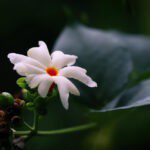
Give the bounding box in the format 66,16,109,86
0,0,150,149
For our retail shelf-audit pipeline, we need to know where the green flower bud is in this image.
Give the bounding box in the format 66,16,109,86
26,102,34,111
0,92,14,109
22,89,37,102
17,77,27,89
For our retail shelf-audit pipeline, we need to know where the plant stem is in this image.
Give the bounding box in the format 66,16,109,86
33,110,39,132
14,95,97,142
23,110,39,142
14,131,31,136
23,121,33,130
14,109,40,143
14,122,97,137
37,123,96,136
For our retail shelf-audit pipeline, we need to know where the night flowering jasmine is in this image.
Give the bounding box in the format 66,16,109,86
8,41,97,109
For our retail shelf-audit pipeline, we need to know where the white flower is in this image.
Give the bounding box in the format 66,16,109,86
8,41,97,109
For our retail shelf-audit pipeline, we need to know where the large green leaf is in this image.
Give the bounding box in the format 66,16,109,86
98,80,150,112
116,33,150,74
90,80,150,127
54,23,150,110
54,23,133,107
115,32,150,86
87,81,150,137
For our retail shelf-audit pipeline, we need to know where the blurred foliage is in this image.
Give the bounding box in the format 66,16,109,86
53,23,150,150
0,0,150,150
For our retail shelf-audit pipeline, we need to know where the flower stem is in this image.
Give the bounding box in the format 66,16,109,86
23,110,39,142
14,122,97,136
37,122,96,136
14,131,31,136
33,110,39,132
23,121,33,130
15,109,40,142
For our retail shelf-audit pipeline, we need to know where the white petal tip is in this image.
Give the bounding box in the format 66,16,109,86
75,90,80,96
62,101,69,110
29,84,35,89
88,81,98,88
64,105,69,110
38,41,45,46
77,92,80,96
7,53,12,58
39,94,47,98
7,53,15,63
71,55,78,61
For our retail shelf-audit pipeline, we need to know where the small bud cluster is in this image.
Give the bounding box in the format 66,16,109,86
0,96,24,148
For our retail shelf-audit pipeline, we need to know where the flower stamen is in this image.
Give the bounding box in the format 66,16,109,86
46,67,58,76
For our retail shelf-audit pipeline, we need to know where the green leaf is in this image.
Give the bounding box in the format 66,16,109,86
0,92,14,109
98,80,150,112
17,77,27,89
90,80,150,124
118,34,150,74
116,33,150,85
54,23,150,111
54,23,133,107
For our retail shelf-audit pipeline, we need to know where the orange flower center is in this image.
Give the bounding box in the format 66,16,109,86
46,67,58,76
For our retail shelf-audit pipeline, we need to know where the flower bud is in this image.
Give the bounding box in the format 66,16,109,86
0,110,5,118
14,99,25,108
0,121,8,133
26,102,34,111
0,92,14,109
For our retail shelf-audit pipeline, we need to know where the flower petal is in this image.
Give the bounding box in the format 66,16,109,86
60,66,97,87
38,75,53,98
26,74,50,89
27,41,51,67
51,51,78,69
13,63,45,76
53,76,80,109
8,53,45,69
60,66,87,74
